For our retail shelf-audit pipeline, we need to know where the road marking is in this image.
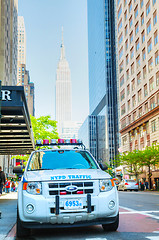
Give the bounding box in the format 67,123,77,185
85,239,107,240
120,206,159,220
146,237,159,240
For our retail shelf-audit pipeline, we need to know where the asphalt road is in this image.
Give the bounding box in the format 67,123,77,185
1,191,159,240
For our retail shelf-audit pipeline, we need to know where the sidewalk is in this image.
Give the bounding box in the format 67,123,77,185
0,192,17,240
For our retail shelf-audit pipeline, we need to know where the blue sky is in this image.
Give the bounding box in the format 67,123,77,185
18,0,89,122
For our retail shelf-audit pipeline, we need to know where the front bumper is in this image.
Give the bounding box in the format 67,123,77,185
18,187,119,227
21,215,118,229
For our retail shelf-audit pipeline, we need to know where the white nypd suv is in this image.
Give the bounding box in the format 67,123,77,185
14,139,119,237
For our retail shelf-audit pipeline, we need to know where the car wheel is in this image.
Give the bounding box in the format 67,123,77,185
102,213,119,232
134,189,138,192
17,208,30,238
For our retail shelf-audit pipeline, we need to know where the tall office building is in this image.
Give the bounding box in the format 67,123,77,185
0,0,18,85
17,16,26,85
117,0,159,181
87,0,119,164
17,16,35,116
55,29,72,136
117,0,159,151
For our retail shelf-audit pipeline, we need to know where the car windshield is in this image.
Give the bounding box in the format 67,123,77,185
27,150,98,171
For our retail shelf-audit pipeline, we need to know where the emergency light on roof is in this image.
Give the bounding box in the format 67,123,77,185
35,139,86,149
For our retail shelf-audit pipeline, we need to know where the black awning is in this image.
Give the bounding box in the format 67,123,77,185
0,86,35,155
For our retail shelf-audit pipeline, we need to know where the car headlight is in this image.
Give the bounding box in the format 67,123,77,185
23,182,42,195
99,179,114,192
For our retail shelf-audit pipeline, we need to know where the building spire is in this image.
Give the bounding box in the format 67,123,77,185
60,26,65,60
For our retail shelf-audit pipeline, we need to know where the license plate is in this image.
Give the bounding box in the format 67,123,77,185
64,199,83,209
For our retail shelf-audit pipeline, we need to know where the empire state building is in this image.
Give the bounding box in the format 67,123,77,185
55,29,72,136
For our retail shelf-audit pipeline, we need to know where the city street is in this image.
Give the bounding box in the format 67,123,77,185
0,191,159,240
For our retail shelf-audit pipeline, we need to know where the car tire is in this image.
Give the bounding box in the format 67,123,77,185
17,208,30,238
102,213,119,232
134,189,138,192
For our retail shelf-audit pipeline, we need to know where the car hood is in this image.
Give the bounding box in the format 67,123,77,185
23,169,111,182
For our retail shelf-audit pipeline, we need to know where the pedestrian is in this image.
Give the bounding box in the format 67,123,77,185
0,166,5,196
5,178,10,193
11,181,15,192
15,181,18,192
145,181,149,190
153,181,156,191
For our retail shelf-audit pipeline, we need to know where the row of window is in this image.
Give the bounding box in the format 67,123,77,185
121,92,159,118
118,0,156,19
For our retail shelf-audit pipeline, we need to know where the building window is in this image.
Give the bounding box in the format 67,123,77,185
119,47,123,59
127,84,130,95
136,39,140,51
119,33,123,45
120,89,125,101
147,20,151,35
141,30,145,43
148,57,153,72
132,79,135,91
140,0,143,8
151,120,156,132
156,71,159,86
120,75,124,87
137,72,141,85
118,5,122,19
142,48,146,61
141,13,144,25
130,47,134,59
144,84,148,97
138,89,142,102
135,22,139,35
145,102,148,113
132,95,136,107
157,93,159,105
147,38,152,53
126,69,129,80
154,30,158,45
135,6,138,18
124,10,127,21
121,104,126,115
139,107,142,117
150,96,155,110
122,136,127,146
125,39,128,50
133,111,137,121
136,55,141,68
128,100,130,111
143,66,146,79
119,61,124,73
125,25,128,36
155,51,159,65
118,19,122,32
153,10,157,25
149,77,154,91
130,31,133,43
146,1,150,16
124,0,127,6
126,54,129,65
153,0,156,5
131,63,134,74
129,16,133,28
129,1,132,12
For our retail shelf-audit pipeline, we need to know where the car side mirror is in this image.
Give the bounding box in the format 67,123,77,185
99,163,108,171
13,165,23,174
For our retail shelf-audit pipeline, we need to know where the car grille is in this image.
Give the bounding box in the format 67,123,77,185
48,181,94,195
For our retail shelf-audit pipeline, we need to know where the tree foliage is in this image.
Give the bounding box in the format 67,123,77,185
30,115,58,142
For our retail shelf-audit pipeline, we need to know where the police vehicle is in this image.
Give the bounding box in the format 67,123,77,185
13,139,119,237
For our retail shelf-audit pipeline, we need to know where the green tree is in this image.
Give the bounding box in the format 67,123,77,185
119,150,143,182
30,115,58,142
140,144,159,189
12,115,58,163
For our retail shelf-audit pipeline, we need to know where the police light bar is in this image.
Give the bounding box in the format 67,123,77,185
35,139,85,149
